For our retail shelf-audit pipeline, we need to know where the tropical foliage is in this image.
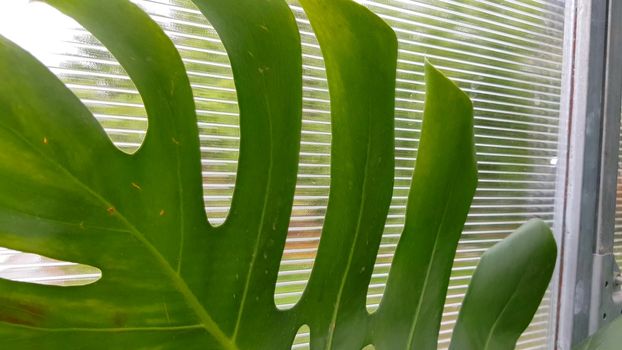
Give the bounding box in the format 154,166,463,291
0,0,556,349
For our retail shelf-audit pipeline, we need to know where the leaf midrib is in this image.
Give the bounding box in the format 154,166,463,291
324,113,375,350
482,262,530,350
173,139,186,274
232,81,275,342
0,123,238,350
406,185,455,349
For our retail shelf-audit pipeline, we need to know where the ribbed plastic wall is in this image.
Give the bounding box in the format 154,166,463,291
0,0,565,349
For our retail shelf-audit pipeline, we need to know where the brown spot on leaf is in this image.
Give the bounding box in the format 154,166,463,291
0,314,35,326
159,209,166,216
107,207,116,215
19,302,45,318
131,182,142,191
113,312,128,327
43,137,48,144
0,300,46,326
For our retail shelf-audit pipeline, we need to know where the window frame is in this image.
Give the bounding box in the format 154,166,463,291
554,0,622,347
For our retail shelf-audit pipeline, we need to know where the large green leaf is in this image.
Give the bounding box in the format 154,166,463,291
0,0,557,349
450,219,557,350
0,0,301,348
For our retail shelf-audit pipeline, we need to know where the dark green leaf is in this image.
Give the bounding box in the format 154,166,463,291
450,219,557,350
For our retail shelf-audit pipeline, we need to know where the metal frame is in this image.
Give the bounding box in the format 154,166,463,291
554,0,622,348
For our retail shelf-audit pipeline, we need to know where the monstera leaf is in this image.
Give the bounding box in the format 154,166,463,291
0,0,556,349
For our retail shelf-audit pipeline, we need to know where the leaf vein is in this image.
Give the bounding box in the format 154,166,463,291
406,185,455,349
232,81,274,342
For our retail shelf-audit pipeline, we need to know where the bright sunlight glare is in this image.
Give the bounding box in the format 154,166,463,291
0,0,76,66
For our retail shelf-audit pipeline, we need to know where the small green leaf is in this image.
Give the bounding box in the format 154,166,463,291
450,219,557,350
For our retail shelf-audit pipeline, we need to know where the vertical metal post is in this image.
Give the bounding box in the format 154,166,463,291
589,0,622,335
548,0,576,347
554,0,622,348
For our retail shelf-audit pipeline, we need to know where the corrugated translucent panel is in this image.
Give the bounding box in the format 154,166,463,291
0,0,565,349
